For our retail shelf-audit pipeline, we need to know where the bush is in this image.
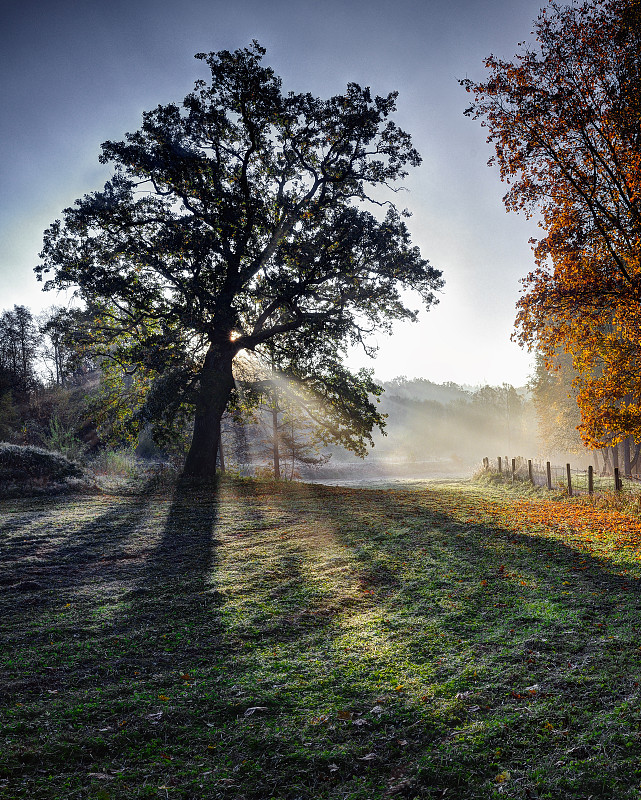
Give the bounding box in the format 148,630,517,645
89,448,142,478
471,461,547,496
0,443,85,491
0,391,19,442
43,415,86,461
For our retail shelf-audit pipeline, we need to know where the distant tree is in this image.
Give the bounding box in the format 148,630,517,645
0,305,41,403
39,307,97,386
528,350,585,454
470,384,524,450
462,0,641,449
365,378,539,466
36,42,442,478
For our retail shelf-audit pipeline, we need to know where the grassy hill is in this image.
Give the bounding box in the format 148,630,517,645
2,478,641,798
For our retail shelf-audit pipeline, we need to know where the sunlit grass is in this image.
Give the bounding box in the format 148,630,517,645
2,478,641,798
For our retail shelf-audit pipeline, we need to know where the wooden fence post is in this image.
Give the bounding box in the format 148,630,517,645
614,467,621,492
566,463,572,497
498,456,502,474
528,459,533,484
511,458,516,484
546,461,552,490
588,464,594,495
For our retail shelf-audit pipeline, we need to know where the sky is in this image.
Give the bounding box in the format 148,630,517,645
0,0,548,387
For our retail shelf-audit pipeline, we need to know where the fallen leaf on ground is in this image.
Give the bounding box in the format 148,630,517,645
244,706,268,716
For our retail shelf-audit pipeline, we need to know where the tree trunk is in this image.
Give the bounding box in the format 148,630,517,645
183,344,235,479
217,417,225,474
290,420,295,481
272,403,280,480
624,436,632,476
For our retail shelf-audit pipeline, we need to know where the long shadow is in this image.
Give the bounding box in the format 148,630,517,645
135,482,219,592
111,481,223,670
0,493,154,605
1,482,222,696
259,483,641,771
0,489,156,720
297,482,641,590
217,478,327,645
320,484,641,668
7,479,641,798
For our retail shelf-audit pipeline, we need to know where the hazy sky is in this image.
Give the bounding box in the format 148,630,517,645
0,0,547,386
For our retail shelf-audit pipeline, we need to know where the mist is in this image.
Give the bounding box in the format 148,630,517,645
220,375,595,485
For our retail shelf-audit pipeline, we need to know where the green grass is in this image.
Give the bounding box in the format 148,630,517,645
2,477,641,799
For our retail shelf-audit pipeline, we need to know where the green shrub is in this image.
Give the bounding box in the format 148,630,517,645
43,414,86,461
89,448,142,478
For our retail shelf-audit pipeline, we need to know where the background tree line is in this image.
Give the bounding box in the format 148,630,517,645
0,305,98,454
2,303,614,479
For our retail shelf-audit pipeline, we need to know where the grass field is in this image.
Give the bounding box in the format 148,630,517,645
2,477,641,799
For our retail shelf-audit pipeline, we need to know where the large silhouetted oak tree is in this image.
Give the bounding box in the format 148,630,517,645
36,43,442,478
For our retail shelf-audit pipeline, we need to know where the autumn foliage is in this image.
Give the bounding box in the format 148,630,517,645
462,0,641,448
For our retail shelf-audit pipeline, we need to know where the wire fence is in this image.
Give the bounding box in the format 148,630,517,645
482,455,641,497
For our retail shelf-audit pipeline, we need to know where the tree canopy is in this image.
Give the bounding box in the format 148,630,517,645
37,43,442,476
462,0,641,448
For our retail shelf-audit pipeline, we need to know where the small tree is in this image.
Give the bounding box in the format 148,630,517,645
278,410,329,480
254,375,330,480
37,42,442,478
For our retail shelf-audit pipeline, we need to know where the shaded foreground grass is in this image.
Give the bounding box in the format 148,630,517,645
2,479,641,799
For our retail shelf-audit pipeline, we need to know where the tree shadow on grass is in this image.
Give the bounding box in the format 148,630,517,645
255,481,641,797
138,484,218,588
293,482,641,658
0,481,226,799
0,492,155,607
98,480,229,695
6,479,641,799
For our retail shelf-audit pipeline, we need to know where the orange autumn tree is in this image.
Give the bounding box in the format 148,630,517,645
462,0,641,448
